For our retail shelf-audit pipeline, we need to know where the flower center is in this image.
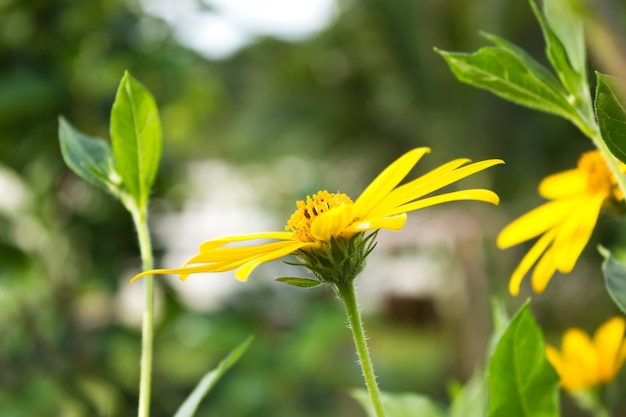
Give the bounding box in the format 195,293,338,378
578,151,618,197
286,190,353,243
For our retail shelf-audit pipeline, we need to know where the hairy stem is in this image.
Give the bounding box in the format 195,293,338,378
335,281,387,417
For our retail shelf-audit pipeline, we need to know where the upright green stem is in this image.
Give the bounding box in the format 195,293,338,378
334,281,387,417
132,208,155,417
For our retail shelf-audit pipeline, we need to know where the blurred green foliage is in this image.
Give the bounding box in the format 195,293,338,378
2,0,626,416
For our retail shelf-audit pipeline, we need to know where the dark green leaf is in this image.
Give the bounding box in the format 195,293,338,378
58,116,122,197
595,72,626,164
436,42,574,121
599,246,626,314
488,302,559,417
174,335,254,417
352,390,445,417
275,277,321,288
110,71,162,210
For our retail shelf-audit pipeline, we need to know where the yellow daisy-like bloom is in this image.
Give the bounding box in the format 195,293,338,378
131,148,503,283
546,316,626,392
498,150,625,296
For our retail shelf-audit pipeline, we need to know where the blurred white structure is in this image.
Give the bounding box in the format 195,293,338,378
139,0,339,59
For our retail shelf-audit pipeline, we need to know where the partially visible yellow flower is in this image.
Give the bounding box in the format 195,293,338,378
546,316,626,392
498,150,625,296
131,147,503,283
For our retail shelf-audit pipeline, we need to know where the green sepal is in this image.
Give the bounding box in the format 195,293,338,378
275,277,322,288
488,301,559,417
110,71,163,211
351,389,445,417
595,72,626,164
58,116,124,198
173,335,253,417
294,231,377,286
599,245,626,315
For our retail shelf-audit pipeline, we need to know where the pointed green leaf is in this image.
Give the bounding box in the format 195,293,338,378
275,277,322,288
595,72,626,164
351,390,445,417
599,246,626,314
110,71,162,210
58,116,122,197
488,302,559,417
542,0,586,79
436,41,575,121
529,0,588,105
174,335,253,417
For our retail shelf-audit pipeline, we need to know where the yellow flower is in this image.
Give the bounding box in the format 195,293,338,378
131,148,503,283
546,316,626,392
498,150,625,296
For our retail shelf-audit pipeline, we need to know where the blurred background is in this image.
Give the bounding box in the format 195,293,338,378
2,0,626,415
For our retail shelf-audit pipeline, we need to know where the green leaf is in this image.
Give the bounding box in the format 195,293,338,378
599,246,626,315
542,0,586,79
58,116,122,197
595,72,626,164
174,335,254,417
488,302,559,417
110,71,162,210
436,40,575,121
275,277,321,288
351,390,445,417
448,370,487,417
529,0,588,105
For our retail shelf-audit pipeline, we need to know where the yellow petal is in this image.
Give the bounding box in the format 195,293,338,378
594,316,626,382
618,339,626,376
130,264,232,284
507,229,556,295
187,240,301,264
198,231,294,252
497,198,574,249
562,328,599,387
538,169,587,199
129,239,306,283
564,328,597,364
547,342,587,391
369,189,500,219
370,158,471,216
353,148,430,219
369,159,504,218
234,241,314,281
530,245,558,293
545,344,567,379
310,204,355,242
345,213,407,233
552,194,604,273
